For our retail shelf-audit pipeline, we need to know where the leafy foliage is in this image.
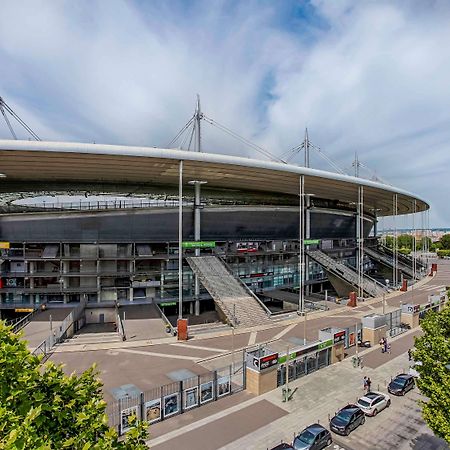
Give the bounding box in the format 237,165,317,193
0,321,148,449
440,234,450,250
413,305,450,444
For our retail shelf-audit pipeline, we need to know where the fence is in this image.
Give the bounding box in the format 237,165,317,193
107,363,245,435
32,300,87,359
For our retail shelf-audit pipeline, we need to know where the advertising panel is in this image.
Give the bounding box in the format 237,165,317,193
200,381,214,404
252,353,279,371
144,399,161,424
333,330,346,345
120,406,138,434
163,393,180,418
184,387,198,410
217,376,231,397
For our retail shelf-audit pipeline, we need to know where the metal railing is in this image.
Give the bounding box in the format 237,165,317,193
154,303,177,336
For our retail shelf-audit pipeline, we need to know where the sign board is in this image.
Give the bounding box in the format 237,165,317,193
278,340,332,364
252,352,278,371
0,242,10,249
182,241,216,249
304,239,320,245
403,303,420,314
333,330,346,345
15,308,33,313
160,302,177,307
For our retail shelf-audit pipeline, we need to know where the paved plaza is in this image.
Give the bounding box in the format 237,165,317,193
44,262,450,449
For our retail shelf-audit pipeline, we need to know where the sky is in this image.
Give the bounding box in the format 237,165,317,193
0,0,449,227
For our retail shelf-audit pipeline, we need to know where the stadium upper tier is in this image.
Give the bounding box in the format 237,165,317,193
0,140,428,216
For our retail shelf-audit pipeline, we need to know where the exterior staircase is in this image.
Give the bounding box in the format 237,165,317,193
306,249,388,298
365,247,416,279
186,256,271,328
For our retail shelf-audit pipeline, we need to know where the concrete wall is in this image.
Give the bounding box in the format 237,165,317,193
85,307,116,323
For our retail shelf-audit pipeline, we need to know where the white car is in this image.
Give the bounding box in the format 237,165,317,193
357,391,391,416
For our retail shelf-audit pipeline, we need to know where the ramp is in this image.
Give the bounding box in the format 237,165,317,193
365,247,416,279
186,256,271,328
306,250,387,298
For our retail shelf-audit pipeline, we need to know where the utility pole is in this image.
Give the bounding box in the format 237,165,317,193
178,161,183,320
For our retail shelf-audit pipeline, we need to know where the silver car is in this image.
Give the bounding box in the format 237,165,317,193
356,391,391,416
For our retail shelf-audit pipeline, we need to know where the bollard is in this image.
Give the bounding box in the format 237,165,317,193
328,413,330,423
378,384,380,391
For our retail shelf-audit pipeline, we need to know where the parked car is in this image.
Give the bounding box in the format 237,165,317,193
388,374,415,396
269,444,294,450
329,404,365,436
356,391,391,416
292,423,332,449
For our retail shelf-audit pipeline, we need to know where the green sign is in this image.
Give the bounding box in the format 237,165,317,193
160,302,177,307
318,339,333,350
182,241,216,249
304,239,320,245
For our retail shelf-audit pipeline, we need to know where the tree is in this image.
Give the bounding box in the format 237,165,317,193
0,321,148,449
440,234,450,250
413,304,450,444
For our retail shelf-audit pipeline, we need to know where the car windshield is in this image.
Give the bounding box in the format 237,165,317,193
358,399,371,407
296,430,315,445
336,409,353,422
392,378,407,388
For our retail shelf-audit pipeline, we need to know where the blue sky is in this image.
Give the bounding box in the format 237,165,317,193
1,0,450,226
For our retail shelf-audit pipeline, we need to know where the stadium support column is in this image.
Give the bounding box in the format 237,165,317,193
393,194,398,288
189,180,207,316
356,186,364,299
298,174,305,315
178,160,183,320
412,199,417,281
305,193,311,297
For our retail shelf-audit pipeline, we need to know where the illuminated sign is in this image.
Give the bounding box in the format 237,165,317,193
182,241,216,249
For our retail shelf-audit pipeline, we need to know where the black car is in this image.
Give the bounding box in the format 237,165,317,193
293,423,332,450
388,373,415,396
269,444,294,450
329,404,365,436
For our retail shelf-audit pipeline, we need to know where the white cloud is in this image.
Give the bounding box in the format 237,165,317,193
0,0,449,225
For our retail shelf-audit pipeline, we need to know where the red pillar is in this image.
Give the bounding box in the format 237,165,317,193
400,279,408,291
348,291,357,307
177,318,188,341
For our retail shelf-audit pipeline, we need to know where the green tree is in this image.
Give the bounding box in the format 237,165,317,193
0,321,148,449
440,234,450,250
397,234,413,250
413,305,450,444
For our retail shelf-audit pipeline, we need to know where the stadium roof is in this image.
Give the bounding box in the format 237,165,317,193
0,140,428,216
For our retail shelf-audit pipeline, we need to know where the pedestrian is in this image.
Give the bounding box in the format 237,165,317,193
380,337,385,353
363,376,368,391
384,338,388,354
387,343,391,354
366,377,372,392
408,349,412,361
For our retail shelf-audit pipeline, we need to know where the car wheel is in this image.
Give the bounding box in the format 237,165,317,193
387,399,391,407
361,416,366,425
373,409,378,416
326,437,332,446
345,428,350,436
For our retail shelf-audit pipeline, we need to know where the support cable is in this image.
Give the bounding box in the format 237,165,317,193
0,96,41,141
202,114,285,163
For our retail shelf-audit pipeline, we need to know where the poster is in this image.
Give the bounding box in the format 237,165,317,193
163,393,180,418
200,381,214,404
120,405,138,433
144,399,161,424
184,386,198,409
217,376,231,397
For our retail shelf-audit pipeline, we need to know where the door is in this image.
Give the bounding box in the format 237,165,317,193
99,313,105,323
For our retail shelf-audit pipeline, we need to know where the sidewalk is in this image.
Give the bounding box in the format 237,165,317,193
147,328,438,450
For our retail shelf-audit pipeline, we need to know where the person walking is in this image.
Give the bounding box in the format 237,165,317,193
366,377,372,392
363,376,368,392
408,348,412,361
383,338,388,354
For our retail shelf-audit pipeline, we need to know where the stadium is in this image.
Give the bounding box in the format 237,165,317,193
0,135,429,331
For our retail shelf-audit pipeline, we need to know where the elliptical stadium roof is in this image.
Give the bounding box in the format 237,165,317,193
0,140,428,216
